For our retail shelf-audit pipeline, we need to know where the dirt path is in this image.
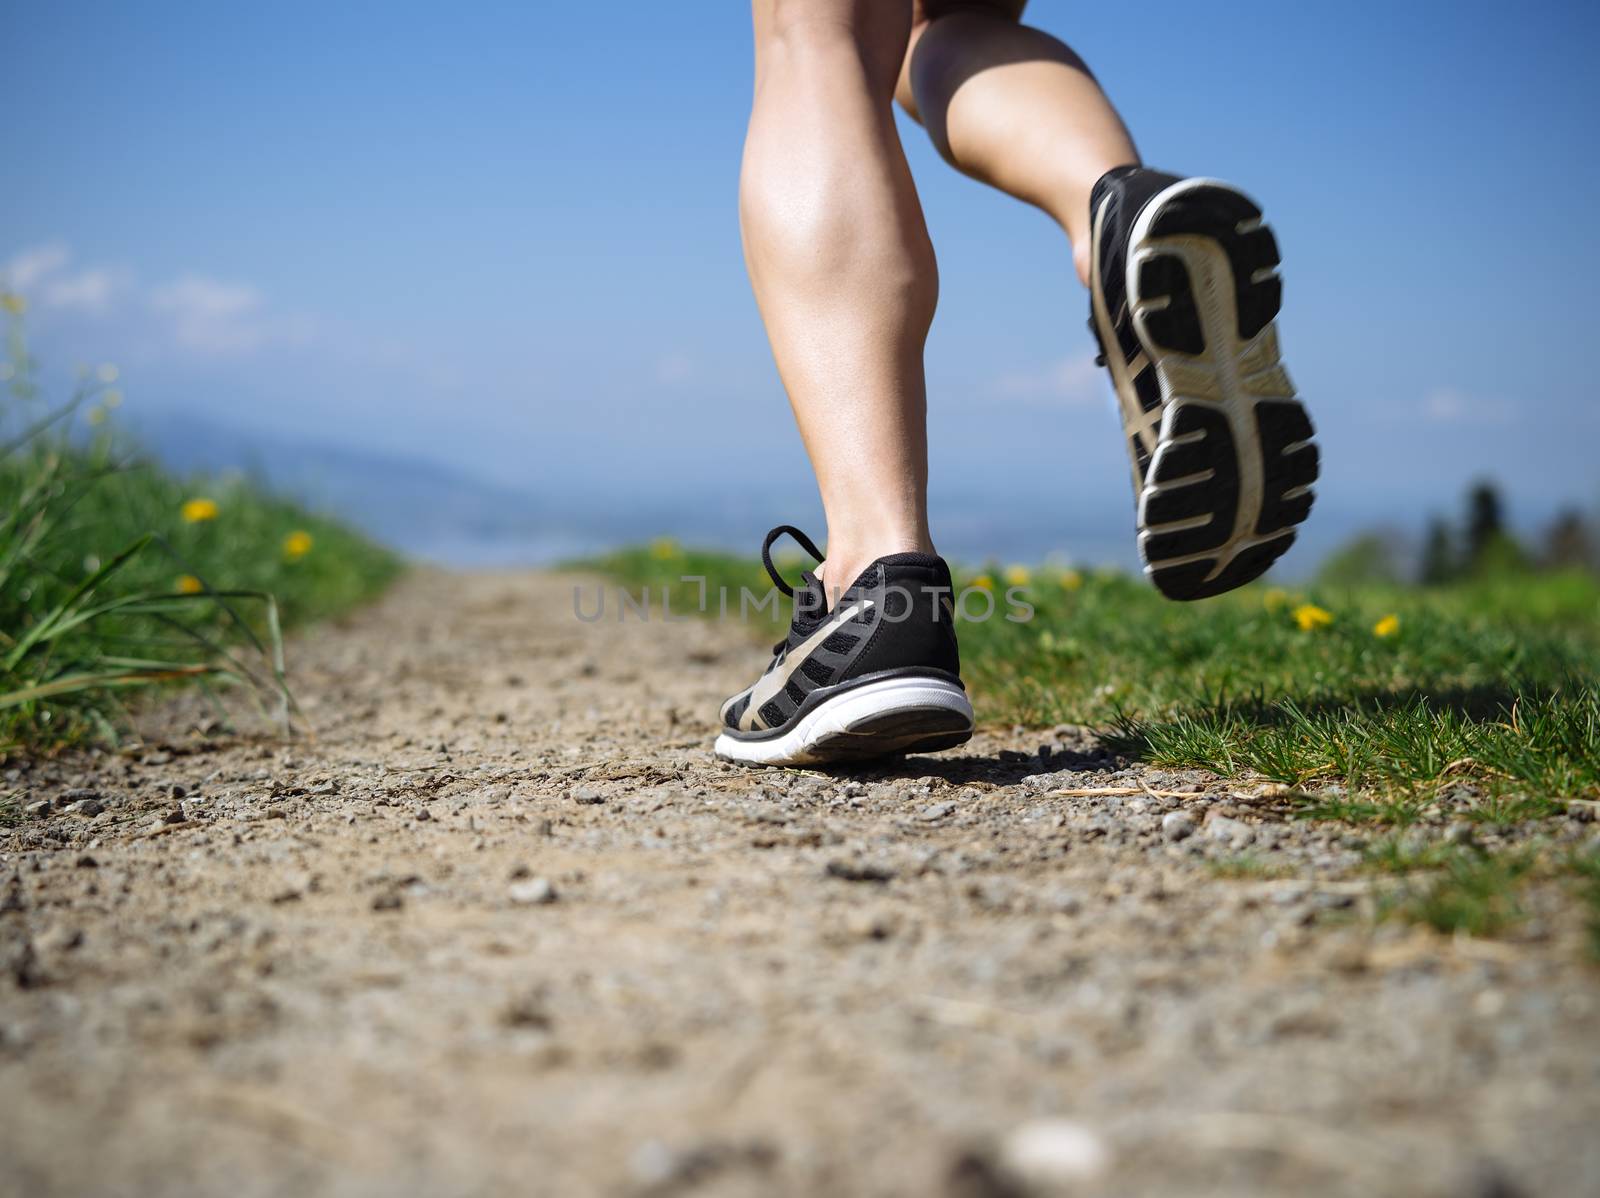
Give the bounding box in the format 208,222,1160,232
3,570,1596,1198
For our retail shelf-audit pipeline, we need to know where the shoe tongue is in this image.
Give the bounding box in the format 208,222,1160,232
789,571,829,638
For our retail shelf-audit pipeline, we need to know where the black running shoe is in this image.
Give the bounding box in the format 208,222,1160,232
1088,165,1319,600
714,526,974,767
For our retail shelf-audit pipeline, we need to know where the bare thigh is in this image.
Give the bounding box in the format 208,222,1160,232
900,0,1029,119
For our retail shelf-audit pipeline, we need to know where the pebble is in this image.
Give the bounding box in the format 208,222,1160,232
1162,811,1197,842
509,877,558,905
24,799,52,819
569,786,605,805
1207,815,1256,848
71,799,106,817
919,802,956,822
998,1118,1111,1187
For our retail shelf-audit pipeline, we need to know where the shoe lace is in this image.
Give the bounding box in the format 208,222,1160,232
760,524,824,598
759,525,825,658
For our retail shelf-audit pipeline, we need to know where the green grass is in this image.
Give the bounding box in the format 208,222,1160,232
2,310,401,752
1206,854,1295,880
1376,845,1538,938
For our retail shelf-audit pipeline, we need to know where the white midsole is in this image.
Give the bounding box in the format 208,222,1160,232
714,676,974,766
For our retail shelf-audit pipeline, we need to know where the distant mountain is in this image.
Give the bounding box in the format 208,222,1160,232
118,407,604,562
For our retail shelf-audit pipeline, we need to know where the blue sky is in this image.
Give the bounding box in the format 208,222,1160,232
4,0,1598,565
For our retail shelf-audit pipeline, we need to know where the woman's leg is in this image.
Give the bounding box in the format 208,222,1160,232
898,0,1139,284
742,0,938,599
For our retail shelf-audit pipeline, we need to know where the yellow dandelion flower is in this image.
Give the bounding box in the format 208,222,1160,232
649,536,681,560
283,529,314,561
176,574,204,595
180,497,218,523
970,573,995,592
0,292,25,316
1055,567,1084,591
1003,564,1031,588
1373,613,1400,638
1292,603,1334,632
1262,586,1290,613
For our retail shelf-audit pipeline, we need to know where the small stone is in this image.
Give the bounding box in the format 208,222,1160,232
569,785,605,805
371,891,404,912
265,807,287,820
24,800,51,819
1207,815,1255,848
1162,811,1197,842
919,802,956,822
998,1118,1111,1187
415,808,433,822
164,805,186,824
509,877,558,905
1445,821,1475,845
36,924,83,954
509,863,532,880
170,784,187,800
71,799,105,817
74,855,98,869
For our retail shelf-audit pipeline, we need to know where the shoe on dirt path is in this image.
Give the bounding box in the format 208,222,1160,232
1088,164,1319,601
714,526,974,768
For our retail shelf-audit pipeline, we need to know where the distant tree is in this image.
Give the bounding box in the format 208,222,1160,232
1541,509,1596,572
1419,517,1458,585
1463,479,1529,576
1465,480,1505,564
1317,532,1402,588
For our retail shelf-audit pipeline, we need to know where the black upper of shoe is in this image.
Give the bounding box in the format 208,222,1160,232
721,527,962,735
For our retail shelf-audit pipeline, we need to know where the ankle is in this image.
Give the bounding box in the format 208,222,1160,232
817,535,934,607
1071,237,1093,288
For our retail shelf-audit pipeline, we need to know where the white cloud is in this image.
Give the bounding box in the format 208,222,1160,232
5,243,69,290
988,353,1104,407
3,243,126,314
42,268,122,314
1423,386,1512,425
4,241,310,357
149,274,273,354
